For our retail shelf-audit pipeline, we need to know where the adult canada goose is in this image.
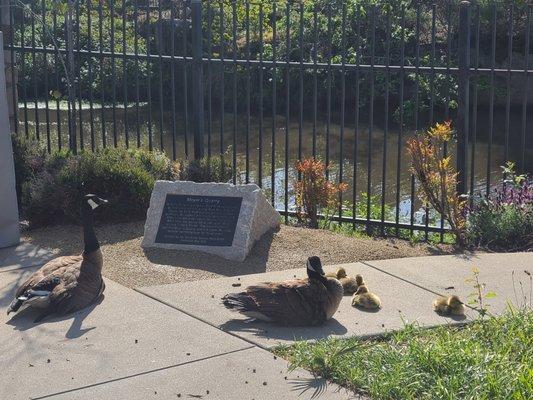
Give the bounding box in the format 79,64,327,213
351,283,381,310
433,295,465,316
222,256,343,326
326,267,358,295
7,194,107,322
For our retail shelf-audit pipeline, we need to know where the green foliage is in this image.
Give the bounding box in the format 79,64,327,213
275,309,533,400
179,156,233,183
467,203,533,252
15,144,178,226
466,163,532,252
10,134,47,208
13,0,151,102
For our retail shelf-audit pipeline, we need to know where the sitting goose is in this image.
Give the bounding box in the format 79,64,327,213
222,256,343,326
7,194,107,322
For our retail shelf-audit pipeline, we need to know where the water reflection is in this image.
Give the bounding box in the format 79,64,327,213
20,103,532,224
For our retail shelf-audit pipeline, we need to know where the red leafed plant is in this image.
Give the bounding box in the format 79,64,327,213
295,158,348,229
406,121,467,246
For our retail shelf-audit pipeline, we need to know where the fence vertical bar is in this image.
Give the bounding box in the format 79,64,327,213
284,1,290,223
87,0,95,151
170,2,177,160
122,0,129,149
504,6,513,165
41,0,50,152
486,3,496,196
231,1,237,180
520,6,530,171
66,0,76,153
98,0,105,148
30,1,39,142
258,4,264,187
271,1,277,205
470,5,480,205
352,6,361,230
457,1,470,196
245,1,250,183
191,0,204,160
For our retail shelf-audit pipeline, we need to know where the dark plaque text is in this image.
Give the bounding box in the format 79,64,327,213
155,194,243,246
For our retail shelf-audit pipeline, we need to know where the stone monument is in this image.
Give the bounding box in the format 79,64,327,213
142,181,280,261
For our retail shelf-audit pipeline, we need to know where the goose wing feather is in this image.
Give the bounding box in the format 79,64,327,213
242,279,329,326
15,255,83,299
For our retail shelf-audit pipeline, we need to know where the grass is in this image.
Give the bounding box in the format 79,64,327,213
274,309,533,400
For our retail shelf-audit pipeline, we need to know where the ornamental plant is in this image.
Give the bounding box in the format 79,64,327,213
295,158,348,229
406,121,467,246
466,162,532,252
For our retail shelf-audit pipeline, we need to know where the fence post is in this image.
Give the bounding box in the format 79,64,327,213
191,0,204,159
66,0,77,153
457,1,470,195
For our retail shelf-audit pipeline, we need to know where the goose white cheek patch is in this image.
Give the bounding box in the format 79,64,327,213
88,199,99,210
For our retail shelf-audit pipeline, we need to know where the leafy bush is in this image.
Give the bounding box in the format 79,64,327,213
466,162,532,252
14,142,179,227
294,158,348,228
179,156,233,183
11,134,47,208
407,121,467,246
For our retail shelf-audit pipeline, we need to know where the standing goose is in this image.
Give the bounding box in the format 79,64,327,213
222,256,343,326
7,194,107,322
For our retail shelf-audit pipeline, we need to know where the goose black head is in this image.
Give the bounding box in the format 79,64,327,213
306,256,326,281
84,194,108,210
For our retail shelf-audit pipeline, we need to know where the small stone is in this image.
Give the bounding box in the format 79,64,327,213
206,390,209,394
211,295,214,298
154,391,157,395
186,353,191,356
381,324,385,328
245,381,248,384
284,376,287,380
28,364,34,367
46,359,50,363
273,356,277,360
262,382,267,386
252,369,256,373
237,277,241,281
232,283,241,287
177,394,181,398
135,339,138,344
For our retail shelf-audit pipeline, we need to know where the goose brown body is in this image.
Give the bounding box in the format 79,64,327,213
7,194,107,321
14,252,105,316
222,257,343,326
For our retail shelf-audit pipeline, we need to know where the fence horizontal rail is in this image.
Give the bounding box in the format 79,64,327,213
7,45,533,76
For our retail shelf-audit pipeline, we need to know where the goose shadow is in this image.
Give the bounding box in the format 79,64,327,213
5,294,104,339
143,230,276,277
218,317,348,342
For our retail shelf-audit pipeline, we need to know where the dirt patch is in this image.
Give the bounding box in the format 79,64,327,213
22,221,455,288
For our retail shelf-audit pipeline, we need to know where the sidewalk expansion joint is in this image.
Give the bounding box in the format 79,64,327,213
29,346,255,400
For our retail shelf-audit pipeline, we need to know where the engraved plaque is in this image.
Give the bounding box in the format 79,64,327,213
155,194,243,247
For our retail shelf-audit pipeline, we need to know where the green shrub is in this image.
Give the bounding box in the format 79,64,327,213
180,156,233,183
466,163,532,252
11,134,47,208
19,146,178,227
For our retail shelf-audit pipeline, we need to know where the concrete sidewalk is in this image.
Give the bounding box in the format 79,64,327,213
139,252,532,348
0,249,353,400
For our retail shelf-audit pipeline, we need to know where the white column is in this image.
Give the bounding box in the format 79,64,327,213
0,32,20,248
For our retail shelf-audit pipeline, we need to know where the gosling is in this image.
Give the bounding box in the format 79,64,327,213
433,295,465,316
351,283,381,310
326,267,359,295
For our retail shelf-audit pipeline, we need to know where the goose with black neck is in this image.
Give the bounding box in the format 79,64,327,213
7,194,108,322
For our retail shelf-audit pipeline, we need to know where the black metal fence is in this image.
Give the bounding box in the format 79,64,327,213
2,0,532,240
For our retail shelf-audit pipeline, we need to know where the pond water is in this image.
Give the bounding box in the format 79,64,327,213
19,103,532,226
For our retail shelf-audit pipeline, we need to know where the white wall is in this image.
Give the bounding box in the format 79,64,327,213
0,32,20,248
